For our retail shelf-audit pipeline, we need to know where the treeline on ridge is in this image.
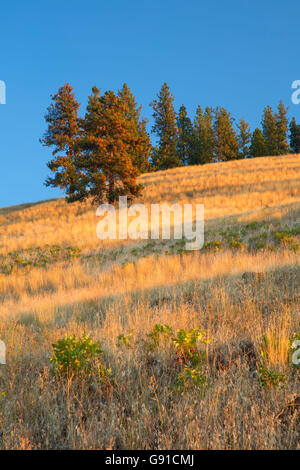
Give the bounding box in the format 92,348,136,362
42,82,300,204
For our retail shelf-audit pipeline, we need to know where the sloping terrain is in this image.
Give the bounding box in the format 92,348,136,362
0,155,299,449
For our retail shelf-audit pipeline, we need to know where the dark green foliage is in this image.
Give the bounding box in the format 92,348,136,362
276,100,290,155
261,101,289,156
237,118,251,158
42,84,83,201
250,128,268,158
213,107,238,161
150,83,180,170
289,117,300,153
118,83,152,173
176,104,193,165
189,106,215,165
262,105,278,155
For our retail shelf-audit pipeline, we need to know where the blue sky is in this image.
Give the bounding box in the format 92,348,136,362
0,0,300,208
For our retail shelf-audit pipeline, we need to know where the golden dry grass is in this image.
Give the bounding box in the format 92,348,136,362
0,155,299,449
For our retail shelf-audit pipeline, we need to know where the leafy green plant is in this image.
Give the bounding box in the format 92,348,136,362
0,244,81,275
203,240,223,252
172,328,209,367
145,324,174,351
258,367,286,388
50,333,113,383
173,366,208,394
117,330,134,349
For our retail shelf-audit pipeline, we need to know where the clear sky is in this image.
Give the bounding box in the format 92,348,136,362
1,0,300,208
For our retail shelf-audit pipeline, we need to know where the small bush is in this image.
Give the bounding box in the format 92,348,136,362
172,327,209,367
145,324,174,351
173,366,208,394
258,367,286,388
50,333,113,383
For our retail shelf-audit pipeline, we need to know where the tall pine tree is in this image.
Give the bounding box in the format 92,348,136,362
78,87,146,204
261,105,279,155
176,104,193,165
237,118,251,158
276,100,290,155
150,82,180,170
41,83,83,201
213,107,238,161
289,117,300,153
249,128,268,158
189,106,215,165
118,83,152,173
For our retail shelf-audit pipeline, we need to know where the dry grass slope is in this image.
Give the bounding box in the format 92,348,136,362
0,155,299,449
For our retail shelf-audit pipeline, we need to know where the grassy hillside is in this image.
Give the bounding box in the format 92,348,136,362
0,155,299,449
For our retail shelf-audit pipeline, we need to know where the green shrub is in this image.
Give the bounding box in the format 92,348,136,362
50,333,112,383
172,327,209,367
203,240,223,252
258,367,286,388
117,331,134,349
173,366,208,394
145,324,174,351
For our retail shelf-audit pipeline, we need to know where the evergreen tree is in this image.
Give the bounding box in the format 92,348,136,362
176,104,193,165
213,107,238,161
289,117,300,153
78,87,147,204
118,83,152,173
249,128,268,158
237,118,251,158
150,82,180,170
189,106,215,165
261,105,278,155
276,100,290,155
41,83,83,201
189,105,204,165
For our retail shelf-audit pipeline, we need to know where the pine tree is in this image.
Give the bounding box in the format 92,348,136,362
276,100,290,155
237,118,251,158
289,117,300,153
261,105,278,155
249,128,268,158
176,104,193,165
118,83,151,173
41,83,83,201
78,87,146,204
189,105,204,165
213,107,238,161
150,82,180,170
189,106,215,165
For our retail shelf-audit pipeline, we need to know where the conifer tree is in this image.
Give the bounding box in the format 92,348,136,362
213,107,238,161
289,117,300,153
189,105,204,165
189,106,215,165
276,100,290,155
118,83,151,173
150,82,180,170
176,104,193,165
249,128,268,158
41,83,84,201
261,105,278,155
237,118,251,158
78,87,146,204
